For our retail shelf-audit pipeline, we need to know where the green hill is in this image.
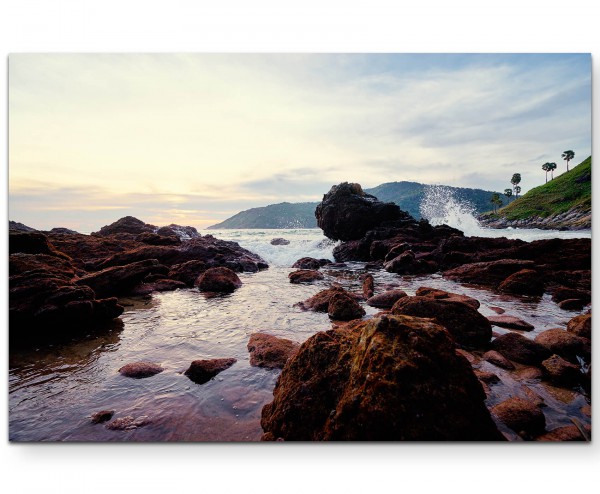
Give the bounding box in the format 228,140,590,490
482,156,591,225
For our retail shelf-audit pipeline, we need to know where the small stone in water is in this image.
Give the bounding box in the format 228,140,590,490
90,410,114,424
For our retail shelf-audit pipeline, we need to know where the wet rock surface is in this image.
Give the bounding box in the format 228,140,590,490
247,333,300,369
184,358,237,384
490,333,551,365
327,291,366,321
261,315,504,440
567,312,591,339
534,328,590,363
491,397,546,439
391,296,492,348
315,182,409,241
288,269,324,284
196,267,242,293
366,289,408,308
118,362,164,378
487,315,534,332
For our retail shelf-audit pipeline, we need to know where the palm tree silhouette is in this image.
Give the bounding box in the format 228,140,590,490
562,150,575,172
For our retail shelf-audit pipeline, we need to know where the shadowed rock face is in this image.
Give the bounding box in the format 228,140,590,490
261,315,504,441
315,182,411,241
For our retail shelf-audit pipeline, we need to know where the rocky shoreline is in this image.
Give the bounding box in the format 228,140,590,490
9,186,592,441
477,203,591,231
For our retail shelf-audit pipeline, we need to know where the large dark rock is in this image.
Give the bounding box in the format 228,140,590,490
414,287,480,309
76,259,168,297
498,269,545,296
391,296,492,348
261,315,504,441
295,286,360,313
167,260,209,286
9,230,70,259
9,254,123,340
315,182,410,241
541,355,582,387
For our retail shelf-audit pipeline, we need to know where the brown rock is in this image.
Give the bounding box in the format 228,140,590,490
491,397,546,438
76,259,168,297
105,415,151,430
271,238,290,246
184,358,237,384
487,315,534,332
196,267,242,293
94,216,156,237
361,273,375,299
482,350,515,370
415,286,480,309
288,269,324,284
567,312,591,339
456,348,477,364
489,306,505,314
551,286,591,304
328,291,366,321
296,286,357,312
536,425,585,442
292,257,323,270
534,328,590,363
541,354,582,387
474,370,500,384
131,278,187,296
443,259,536,286
261,315,504,440
168,260,208,286
247,333,300,369
490,333,551,365
90,410,115,424
515,367,543,380
558,299,586,311
391,296,492,347
366,289,408,309
498,269,545,296
118,361,164,378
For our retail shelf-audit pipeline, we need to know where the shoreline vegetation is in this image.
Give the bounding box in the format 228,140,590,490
8,174,592,441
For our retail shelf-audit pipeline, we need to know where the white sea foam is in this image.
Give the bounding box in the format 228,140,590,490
419,185,591,241
202,229,338,267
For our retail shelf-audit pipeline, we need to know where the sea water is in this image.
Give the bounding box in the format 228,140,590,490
9,191,591,441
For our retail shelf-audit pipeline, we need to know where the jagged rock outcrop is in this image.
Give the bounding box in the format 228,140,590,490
315,182,410,241
261,315,504,441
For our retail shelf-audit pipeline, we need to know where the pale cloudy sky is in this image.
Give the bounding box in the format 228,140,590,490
9,53,591,232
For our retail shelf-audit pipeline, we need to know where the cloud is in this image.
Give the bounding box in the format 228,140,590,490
8,53,591,230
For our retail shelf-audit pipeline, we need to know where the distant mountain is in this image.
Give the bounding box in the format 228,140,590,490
365,182,508,220
208,182,509,229
207,202,320,229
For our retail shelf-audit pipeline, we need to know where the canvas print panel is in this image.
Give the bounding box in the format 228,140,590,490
8,54,591,441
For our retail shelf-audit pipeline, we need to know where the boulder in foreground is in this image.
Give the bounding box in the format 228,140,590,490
261,315,504,441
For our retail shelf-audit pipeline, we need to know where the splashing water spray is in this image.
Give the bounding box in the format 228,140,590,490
420,185,489,237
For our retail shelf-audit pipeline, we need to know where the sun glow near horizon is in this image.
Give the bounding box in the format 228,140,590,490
9,53,591,232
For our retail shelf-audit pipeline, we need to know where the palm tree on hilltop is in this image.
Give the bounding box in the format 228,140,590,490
562,150,575,172
542,162,551,183
547,162,557,180
511,173,521,198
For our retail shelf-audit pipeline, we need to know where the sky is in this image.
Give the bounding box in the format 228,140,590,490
9,53,591,232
